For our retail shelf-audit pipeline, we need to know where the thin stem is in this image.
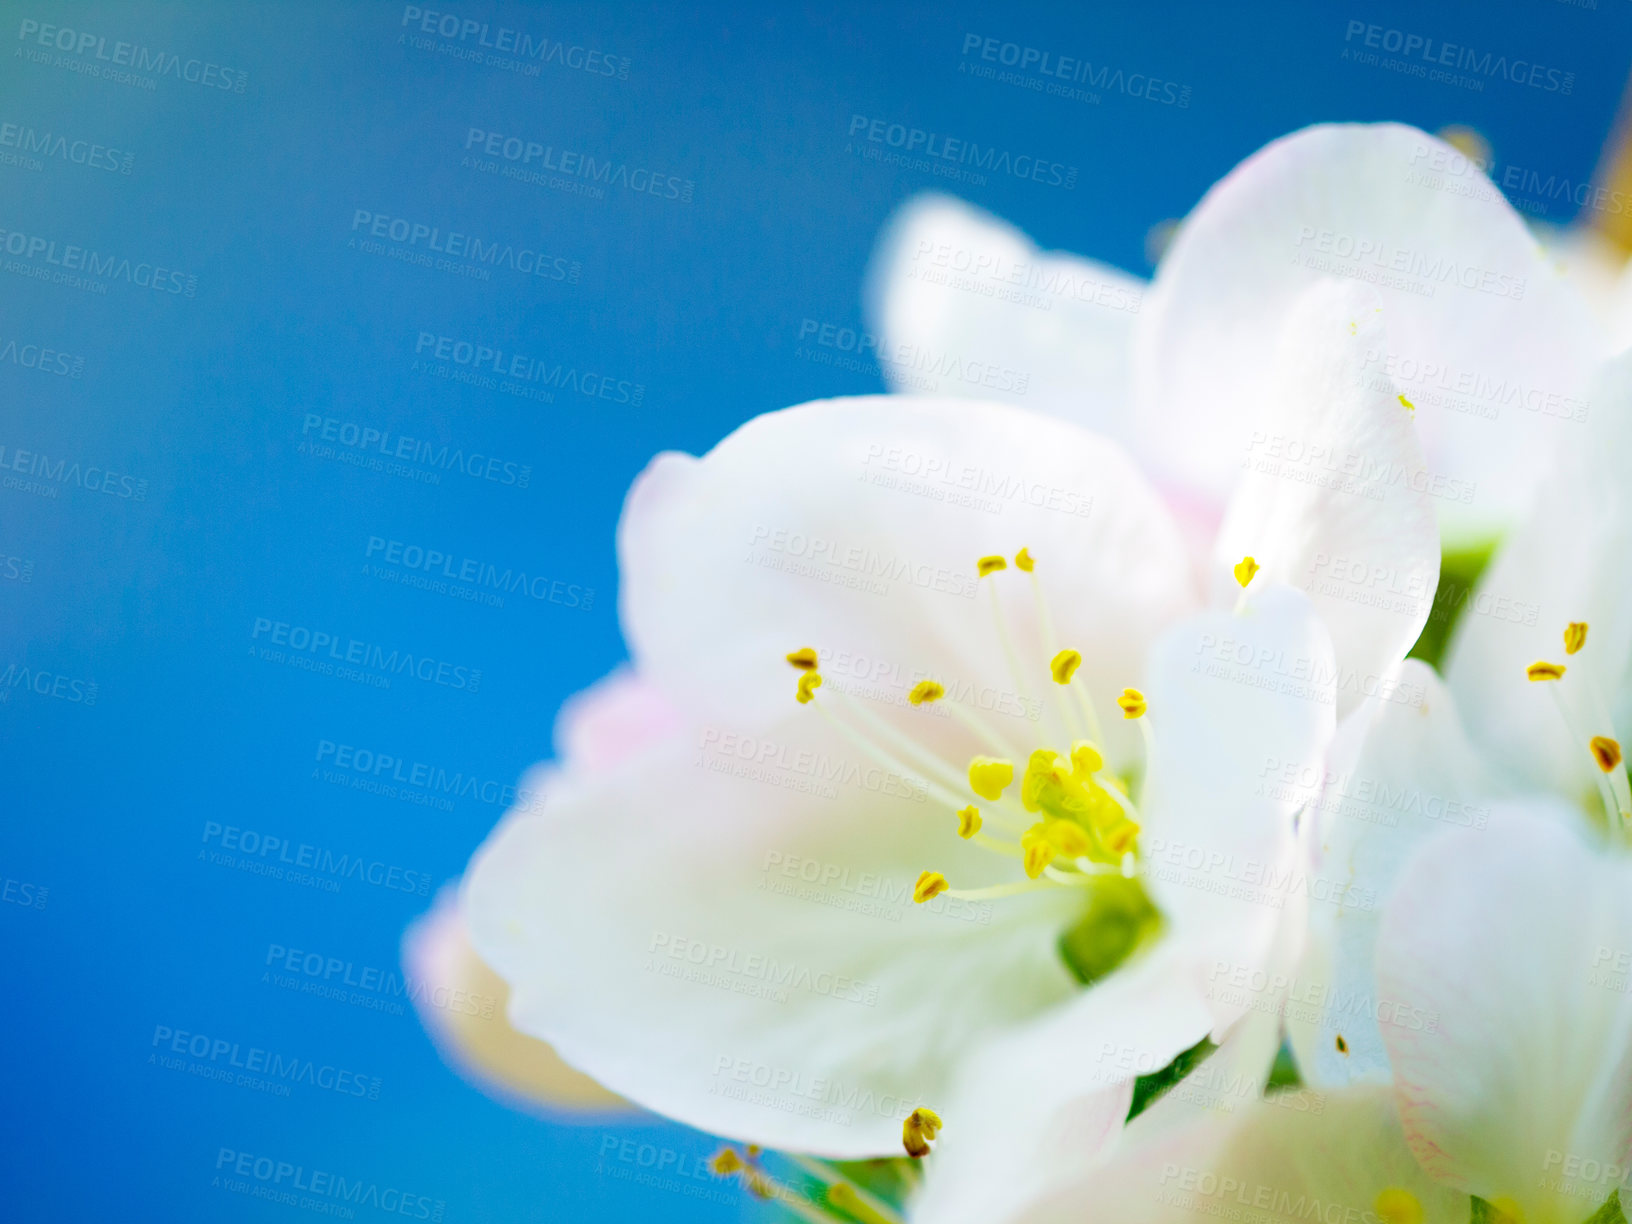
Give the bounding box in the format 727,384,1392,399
787,1156,905,1224
945,878,1062,901
812,700,969,811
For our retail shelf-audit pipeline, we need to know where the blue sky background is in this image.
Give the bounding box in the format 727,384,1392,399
2,1,1628,1219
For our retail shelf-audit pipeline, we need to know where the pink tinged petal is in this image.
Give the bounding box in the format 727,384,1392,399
1137,122,1598,542
462,712,1085,1159
401,887,631,1116
865,194,1147,448
1214,281,1439,717
1376,805,1632,1223
1288,661,1499,1089
554,665,683,772
1445,347,1632,800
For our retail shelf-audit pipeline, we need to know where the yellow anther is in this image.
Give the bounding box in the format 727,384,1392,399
956,805,982,839
1335,1034,1349,1055
913,871,949,903
1398,393,1415,414
785,647,818,671
1565,622,1589,655
1099,816,1139,856
710,1148,745,1176
796,671,823,704
908,679,945,706
746,1145,761,1159
1019,749,1059,811
1591,736,1623,773
1044,819,1092,859
902,1107,942,1158
1116,688,1147,719
968,756,1015,800
1050,648,1082,685
1233,555,1260,589
976,554,1008,577
1526,661,1566,682
1014,548,1035,572
1020,826,1053,878
1070,741,1104,777
1374,1187,1423,1224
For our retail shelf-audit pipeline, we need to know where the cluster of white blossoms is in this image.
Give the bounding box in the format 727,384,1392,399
420,125,1632,1224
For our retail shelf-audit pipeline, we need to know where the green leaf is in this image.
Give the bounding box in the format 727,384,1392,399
1407,542,1499,670
1126,1036,1216,1121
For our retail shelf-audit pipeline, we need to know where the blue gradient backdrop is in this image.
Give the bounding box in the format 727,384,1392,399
2,1,1627,1219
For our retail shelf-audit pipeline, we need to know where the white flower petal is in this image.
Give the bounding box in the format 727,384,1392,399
912,937,1219,1224
1020,1085,1466,1224
463,713,1085,1158
1376,804,1632,1223
865,195,1146,447
1138,123,1598,540
553,665,682,772
402,887,631,1115
1287,661,1498,1089
1214,281,1439,716
1444,348,1632,802
618,396,1198,754
1139,585,1338,1020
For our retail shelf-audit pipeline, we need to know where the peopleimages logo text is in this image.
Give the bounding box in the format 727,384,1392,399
350,210,580,283
846,115,1078,188
15,18,249,91
1342,21,1574,93
400,5,630,79
250,617,482,692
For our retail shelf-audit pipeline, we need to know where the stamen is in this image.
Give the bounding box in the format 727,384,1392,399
1538,681,1631,833
1527,661,1566,681
1021,826,1053,878
711,1148,745,1176
942,697,1026,762
913,871,949,903
1014,547,1035,572
1374,1188,1422,1224
786,647,819,671
969,832,1023,859
956,805,982,838
788,1156,906,1224
985,578,1039,745
796,672,823,704
945,879,1060,900
1116,688,1147,719
908,679,945,706
1071,740,1104,775
1565,622,1589,655
1233,556,1260,588
902,1107,942,1159
968,756,1015,801
1592,736,1623,773
1042,819,1093,859
810,694,973,811
1050,649,1083,684
1397,393,1415,415
976,555,1008,577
